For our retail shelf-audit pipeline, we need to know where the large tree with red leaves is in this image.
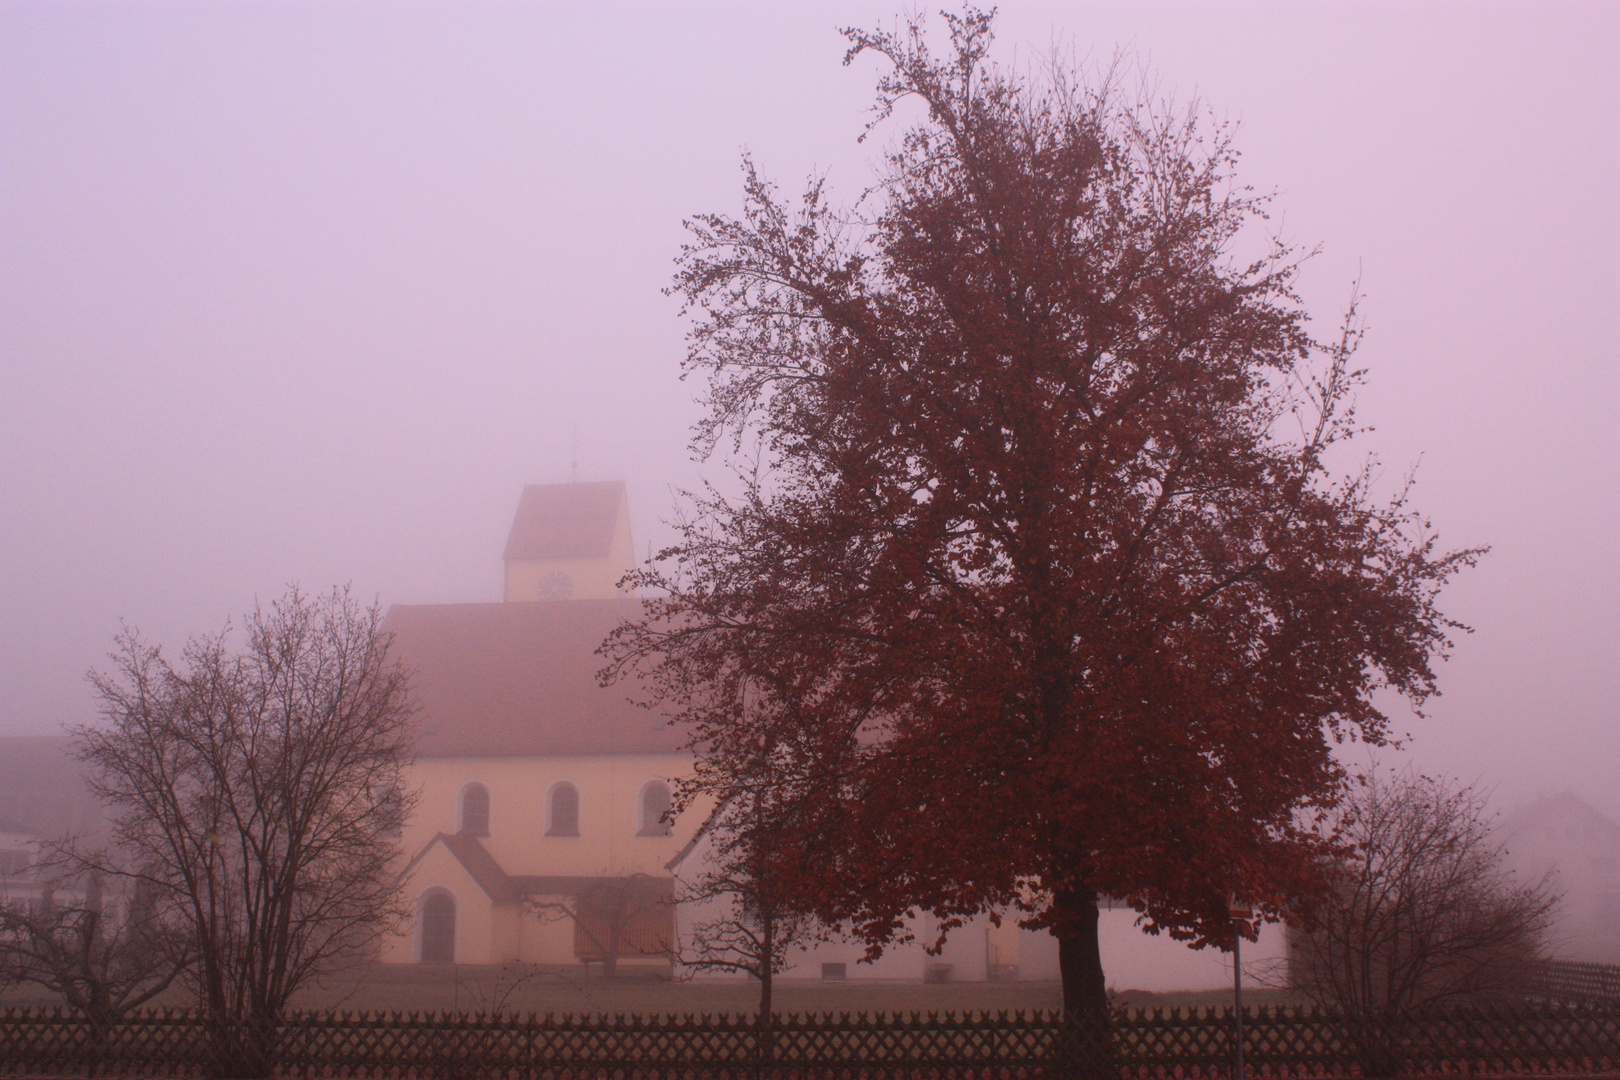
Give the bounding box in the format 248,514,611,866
606,9,1478,1022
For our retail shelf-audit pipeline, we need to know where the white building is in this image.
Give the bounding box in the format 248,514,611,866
382,480,1288,990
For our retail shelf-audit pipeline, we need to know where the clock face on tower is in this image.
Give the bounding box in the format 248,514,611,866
537,571,574,601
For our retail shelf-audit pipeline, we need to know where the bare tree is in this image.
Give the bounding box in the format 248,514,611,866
529,874,674,978
0,870,189,1023
76,586,416,1073
675,797,823,1020
1292,766,1558,1031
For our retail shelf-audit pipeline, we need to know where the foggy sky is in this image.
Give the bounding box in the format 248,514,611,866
2,2,1615,821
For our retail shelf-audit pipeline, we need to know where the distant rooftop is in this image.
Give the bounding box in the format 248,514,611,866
503,481,626,562
0,735,108,841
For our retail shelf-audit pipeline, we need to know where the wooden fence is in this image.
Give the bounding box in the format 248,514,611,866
1534,961,1620,1005
2,1002,1617,1080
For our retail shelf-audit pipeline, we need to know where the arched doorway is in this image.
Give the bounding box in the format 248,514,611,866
420,889,456,964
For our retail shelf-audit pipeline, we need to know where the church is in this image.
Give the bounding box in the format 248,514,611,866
378,480,1021,979
380,481,701,971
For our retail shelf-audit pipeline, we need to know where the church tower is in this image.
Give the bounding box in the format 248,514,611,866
501,481,635,601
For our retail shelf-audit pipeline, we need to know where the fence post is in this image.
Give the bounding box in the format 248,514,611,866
754,1009,776,1080
1053,1008,1113,1080
203,1015,275,1080
1233,931,1245,1080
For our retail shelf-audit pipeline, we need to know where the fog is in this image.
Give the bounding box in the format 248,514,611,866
2,2,1615,822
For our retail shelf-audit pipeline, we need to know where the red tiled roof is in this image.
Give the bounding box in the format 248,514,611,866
508,873,674,903
1501,793,1620,840
438,832,522,903
502,481,626,561
383,598,684,758
410,833,673,903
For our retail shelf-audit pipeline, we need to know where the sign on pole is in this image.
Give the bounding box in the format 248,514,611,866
1229,898,1251,1080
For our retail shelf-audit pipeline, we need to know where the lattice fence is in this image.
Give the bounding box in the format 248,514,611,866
1,1002,1617,1079
1534,961,1620,1005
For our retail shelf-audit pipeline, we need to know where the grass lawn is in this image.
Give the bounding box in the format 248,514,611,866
289,964,1068,1017
1,960,1304,1017
288,963,1303,1017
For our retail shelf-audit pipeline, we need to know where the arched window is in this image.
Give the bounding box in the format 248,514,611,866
637,779,673,837
420,889,456,964
546,781,580,837
460,783,490,836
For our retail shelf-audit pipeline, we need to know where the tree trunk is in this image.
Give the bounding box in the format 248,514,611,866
756,970,776,1080
757,962,773,1018
1054,888,1107,1022
208,1016,274,1080
1052,888,1111,1079
757,915,775,1018
756,918,776,1080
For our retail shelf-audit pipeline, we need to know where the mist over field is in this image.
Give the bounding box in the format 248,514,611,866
2,0,1615,834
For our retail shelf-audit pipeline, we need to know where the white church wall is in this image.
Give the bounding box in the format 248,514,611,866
1097,908,1287,993
677,886,1287,991
1018,909,1290,992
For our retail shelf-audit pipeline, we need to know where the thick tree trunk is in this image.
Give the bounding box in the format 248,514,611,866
1054,888,1108,1022
1052,888,1112,1079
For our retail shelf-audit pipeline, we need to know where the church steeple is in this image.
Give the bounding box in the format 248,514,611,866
502,481,635,601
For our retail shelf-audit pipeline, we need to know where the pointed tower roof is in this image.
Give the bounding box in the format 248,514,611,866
502,481,626,562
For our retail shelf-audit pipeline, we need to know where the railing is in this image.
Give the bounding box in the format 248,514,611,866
1,1001,1616,1079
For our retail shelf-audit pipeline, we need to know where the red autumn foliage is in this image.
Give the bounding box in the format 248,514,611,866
604,9,1480,1022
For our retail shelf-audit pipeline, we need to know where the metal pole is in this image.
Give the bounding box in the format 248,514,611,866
1233,928,1245,1080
